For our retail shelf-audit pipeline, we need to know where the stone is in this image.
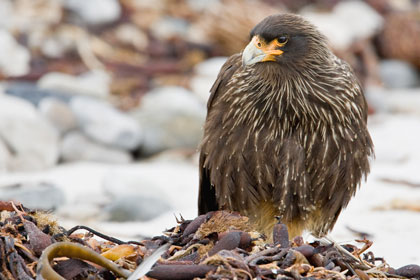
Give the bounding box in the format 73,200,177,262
102,160,198,210
38,70,111,99
130,86,206,155
0,139,11,173
366,87,420,115
63,0,121,25
0,181,65,210
39,98,77,134
301,1,383,50
104,195,172,222
0,94,59,171
379,59,419,88
187,0,220,12
102,166,173,222
150,16,189,40
5,81,71,106
70,96,143,150
190,57,227,103
0,0,13,29
0,29,30,77
60,131,132,163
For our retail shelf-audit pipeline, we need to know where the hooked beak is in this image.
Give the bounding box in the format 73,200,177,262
242,36,284,66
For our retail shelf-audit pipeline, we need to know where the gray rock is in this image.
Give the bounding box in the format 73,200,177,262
150,16,189,40
0,94,59,171
301,1,383,50
5,81,71,106
0,1,13,29
190,57,227,103
0,29,30,77
104,195,171,222
101,163,199,221
379,59,419,88
60,131,132,163
130,86,206,155
38,70,111,99
0,181,65,210
63,0,121,25
39,98,77,134
0,138,11,173
70,96,143,150
102,161,197,210
187,0,220,12
366,86,420,115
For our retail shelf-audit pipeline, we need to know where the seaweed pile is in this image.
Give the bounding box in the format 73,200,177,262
1,201,419,280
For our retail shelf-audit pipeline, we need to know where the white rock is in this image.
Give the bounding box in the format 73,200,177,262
368,114,420,163
0,94,59,171
40,27,77,58
379,59,419,88
150,16,189,40
0,0,13,29
0,29,30,77
130,86,206,155
102,161,198,210
70,96,143,150
104,195,172,222
63,0,121,25
0,181,65,210
301,1,383,49
0,139,11,173
39,98,77,134
60,131,132,163
115,24,148,50
366,87,420,115
38,70,111,99
190,57,227,103
187,0,220,12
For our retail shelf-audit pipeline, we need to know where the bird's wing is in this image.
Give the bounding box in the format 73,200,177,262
198,53,242,215
206,54,242,109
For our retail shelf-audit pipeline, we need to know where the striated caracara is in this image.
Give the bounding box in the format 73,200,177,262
198,14,374,238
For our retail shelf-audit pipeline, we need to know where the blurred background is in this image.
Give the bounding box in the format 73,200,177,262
0,0,419,267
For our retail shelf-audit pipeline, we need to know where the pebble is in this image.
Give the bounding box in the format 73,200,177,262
150,16,190,40
103,194,172,222
0,139,11,173
190,57,227,103
39,97,77,134
395,264,420,279
0,181,65,210
379,59,419,88
102,161,198,210
5,81,71,106
0,1,13,29
366,87,420,115
63,0,121,25
0,94,59,171
38,70,111,99
130,86,206,155
102,167,175,221
60,131,132,164
301,1,383,50
368,114,420,163
70,96,143,150
0,29,30,77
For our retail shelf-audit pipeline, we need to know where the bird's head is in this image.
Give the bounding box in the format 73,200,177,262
242,14,330,68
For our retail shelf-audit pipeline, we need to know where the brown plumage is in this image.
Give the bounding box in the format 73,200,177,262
198,14,374,239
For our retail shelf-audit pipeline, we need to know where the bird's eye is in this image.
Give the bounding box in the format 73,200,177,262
277,35,288,44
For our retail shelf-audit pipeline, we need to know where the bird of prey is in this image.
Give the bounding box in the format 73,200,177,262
198,14,373,239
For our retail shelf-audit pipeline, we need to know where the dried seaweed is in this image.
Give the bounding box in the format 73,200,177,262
1,200,418,279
